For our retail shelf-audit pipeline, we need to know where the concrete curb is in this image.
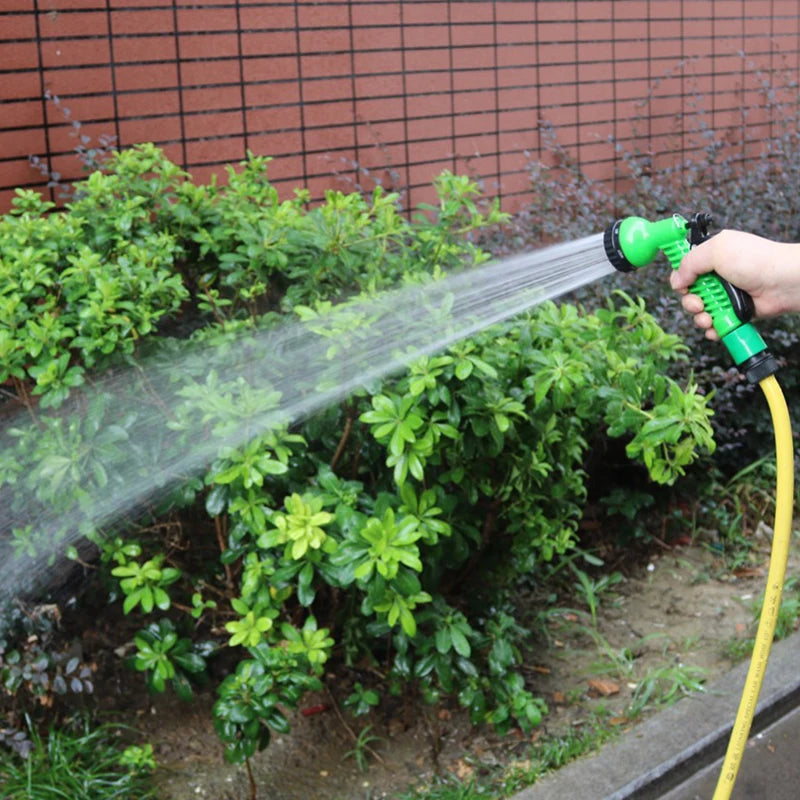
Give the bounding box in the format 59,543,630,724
512,630,800,800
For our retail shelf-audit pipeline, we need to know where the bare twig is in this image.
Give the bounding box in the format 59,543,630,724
11,376,40,427
245,756,257,800
330,409,354,470
214,514,233,591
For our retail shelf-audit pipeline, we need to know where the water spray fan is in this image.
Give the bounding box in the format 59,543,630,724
603,213,792,800
604,212,779,381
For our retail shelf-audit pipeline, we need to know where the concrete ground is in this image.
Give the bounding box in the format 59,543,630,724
512,630,800,800
660,704,800,799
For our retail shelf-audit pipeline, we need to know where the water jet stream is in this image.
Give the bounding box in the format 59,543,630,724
0,234,612,613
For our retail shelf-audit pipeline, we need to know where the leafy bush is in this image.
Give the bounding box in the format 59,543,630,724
0,145,715,772
1,166,188,412
0,604,95,757
506,63,800,480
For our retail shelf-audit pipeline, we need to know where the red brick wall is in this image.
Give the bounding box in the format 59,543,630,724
1,0,799,214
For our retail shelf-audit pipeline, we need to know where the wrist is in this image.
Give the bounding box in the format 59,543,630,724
771,242,800,315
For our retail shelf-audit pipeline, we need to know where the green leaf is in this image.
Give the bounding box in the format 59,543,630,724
435,627,452,654
206,485,228,516
450,627,471,658
455,359,473,379
173,652,207,674
172,672,194,701
140,586,154,613
260,459,288,475
297,562,316,606
213,465,242,484
398,603,417,636
231,597,250,615
123,589,142,615
266,709,290,734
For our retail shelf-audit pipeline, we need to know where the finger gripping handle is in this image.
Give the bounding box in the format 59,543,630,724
690,273,755,338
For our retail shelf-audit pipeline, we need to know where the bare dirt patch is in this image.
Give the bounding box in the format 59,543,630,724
114,539,800,800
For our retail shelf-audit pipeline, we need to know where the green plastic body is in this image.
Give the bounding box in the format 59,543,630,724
615,215,768,366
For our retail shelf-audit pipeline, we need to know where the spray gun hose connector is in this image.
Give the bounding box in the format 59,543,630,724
739,351,780,384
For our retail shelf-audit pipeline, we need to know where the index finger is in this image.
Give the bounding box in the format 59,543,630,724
671,236,719,291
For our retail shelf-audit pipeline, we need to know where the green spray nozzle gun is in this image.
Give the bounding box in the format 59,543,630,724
603,213,779,383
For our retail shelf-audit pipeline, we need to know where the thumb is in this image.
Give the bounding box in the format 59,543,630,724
670,261,696,292
669,268,688,292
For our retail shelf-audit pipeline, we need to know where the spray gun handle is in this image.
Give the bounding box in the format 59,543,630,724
682,268,775,381
682,213,757,334
688,273,754,338
682,219,774,379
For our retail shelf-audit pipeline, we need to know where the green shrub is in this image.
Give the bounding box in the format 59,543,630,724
1,160,188,411
0,604,95,751
506,65,800,481
0,145,715,770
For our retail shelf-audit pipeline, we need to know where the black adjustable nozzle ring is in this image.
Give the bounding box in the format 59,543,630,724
603,220,635,272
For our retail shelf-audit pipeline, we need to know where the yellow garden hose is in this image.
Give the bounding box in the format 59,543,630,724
712,373,794,799
600,215,795,797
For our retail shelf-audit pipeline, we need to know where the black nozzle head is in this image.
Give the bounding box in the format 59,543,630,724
603,220,635,272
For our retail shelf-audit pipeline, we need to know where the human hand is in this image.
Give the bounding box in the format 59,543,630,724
670,230,800,340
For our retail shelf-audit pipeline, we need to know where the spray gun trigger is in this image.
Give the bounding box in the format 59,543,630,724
687,212,713,246
685,213,755,322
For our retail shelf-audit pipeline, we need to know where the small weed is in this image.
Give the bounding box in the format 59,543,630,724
394,776,494,799
570,565,623,629
750,576,800,639
118,742,156,773
344,681,380,717
533,713,616,770
693,457,778,573
689,569,711,587
566,624,706,722
773,594,800,640
723,636,754,662
724,575,800,662
680,634,701,652
581,627,637,680
627,662,707,719
343,724,384,773
584,630,675,682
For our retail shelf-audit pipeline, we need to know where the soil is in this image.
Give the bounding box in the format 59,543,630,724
80,532,800,800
